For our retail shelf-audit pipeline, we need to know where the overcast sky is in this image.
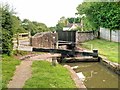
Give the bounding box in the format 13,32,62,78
1,0,83,27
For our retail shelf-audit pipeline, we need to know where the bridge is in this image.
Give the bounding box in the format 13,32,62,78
16,31,99,63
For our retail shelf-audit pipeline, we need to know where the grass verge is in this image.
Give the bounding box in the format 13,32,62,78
24,61,76,88
2,55,21,88
79,39,119,63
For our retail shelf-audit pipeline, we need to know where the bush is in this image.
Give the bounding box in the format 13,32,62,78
1,4,14,55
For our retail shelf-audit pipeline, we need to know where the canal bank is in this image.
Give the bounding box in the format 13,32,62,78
99,55,120,75
65,62,119,89
64,65,87,89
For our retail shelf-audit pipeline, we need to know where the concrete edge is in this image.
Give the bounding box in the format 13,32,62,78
64,65,87,90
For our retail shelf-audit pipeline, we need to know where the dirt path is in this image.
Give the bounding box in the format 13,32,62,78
7,53,61,88
7,60,32,88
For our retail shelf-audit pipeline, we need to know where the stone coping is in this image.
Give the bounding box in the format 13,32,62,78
99,55,120,75
64,65,87,89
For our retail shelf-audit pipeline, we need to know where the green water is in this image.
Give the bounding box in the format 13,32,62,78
66,62,119,88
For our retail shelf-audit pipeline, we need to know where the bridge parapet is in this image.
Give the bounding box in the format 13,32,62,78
30,32,57,49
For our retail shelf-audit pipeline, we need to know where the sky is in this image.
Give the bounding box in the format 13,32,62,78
1,0,83,27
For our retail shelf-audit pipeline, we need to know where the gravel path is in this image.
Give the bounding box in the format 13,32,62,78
7,53,61,88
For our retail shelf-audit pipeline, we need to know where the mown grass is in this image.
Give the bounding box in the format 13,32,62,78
79,39,119,63
2,55,21,88
24,61,76,88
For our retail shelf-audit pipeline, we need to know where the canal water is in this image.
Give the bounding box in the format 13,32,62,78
66,62,119,88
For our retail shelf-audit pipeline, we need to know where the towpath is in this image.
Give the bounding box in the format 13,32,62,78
7,53,61,88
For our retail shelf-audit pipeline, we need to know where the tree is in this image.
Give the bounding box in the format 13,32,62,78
55,16,69,31
55,23,64,31
77,2,99,30
1,3,52,56
77,1,120,30
32,22,49,32
67,17,81,23
22,19,49,36
22,19,37,36
58,16,69,26
12,15,26,34
1,4,14,55
49,27,56,32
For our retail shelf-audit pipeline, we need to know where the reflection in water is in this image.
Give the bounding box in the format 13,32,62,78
71,66,78,69
76,72,85,81
66,62,119,88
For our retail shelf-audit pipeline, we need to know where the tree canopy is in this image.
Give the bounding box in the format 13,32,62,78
1,3,51,55
77,1,120,30
55,16,81,31
67,17,81,23
12,15,26,34
22,19,49,36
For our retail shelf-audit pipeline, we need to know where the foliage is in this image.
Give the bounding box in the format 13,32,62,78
82,17,97,31
1,3,51,55
58,16,68,26
76,26,82,31
55,16,67,31
11,16,26,34
55,16,81,31
49,26,56,32
1,4,14,55
32,21,49,32
22,19,49,36
58,16,81,24
24,61,76,88
2,55,21,88
22,19,36,36
55,22,64,31
79,39,119,63
77,2,120,30
67,17,81,23
55,16,82,31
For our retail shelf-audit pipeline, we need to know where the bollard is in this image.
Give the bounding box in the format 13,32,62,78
93,49,98,58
